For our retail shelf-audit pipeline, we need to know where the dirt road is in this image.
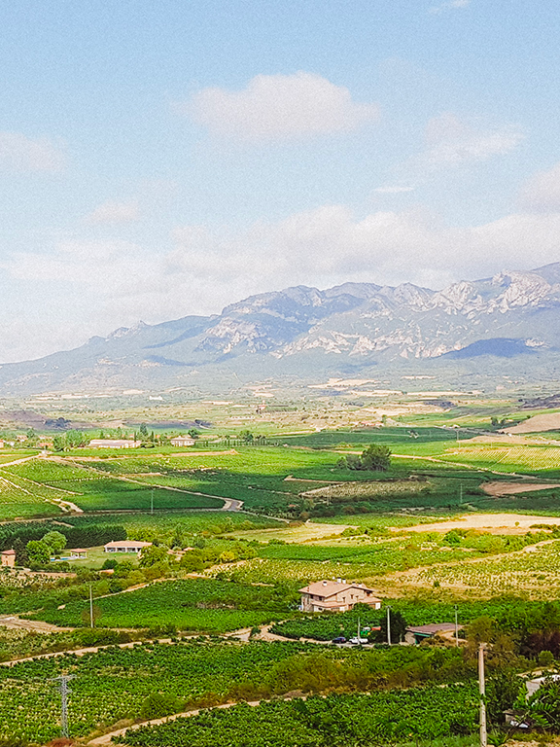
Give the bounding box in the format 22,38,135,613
482,481,560,496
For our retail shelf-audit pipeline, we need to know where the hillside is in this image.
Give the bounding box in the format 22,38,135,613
2,263,560,394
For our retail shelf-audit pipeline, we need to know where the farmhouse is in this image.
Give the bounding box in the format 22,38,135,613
104,540,152,554
0,549,16,568
299,580,382,613
170,436,195,447
89,439,141,449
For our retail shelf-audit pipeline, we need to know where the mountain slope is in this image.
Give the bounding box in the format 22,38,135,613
2,264,560,394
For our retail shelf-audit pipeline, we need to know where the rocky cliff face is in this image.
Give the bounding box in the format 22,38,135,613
2,263,560,394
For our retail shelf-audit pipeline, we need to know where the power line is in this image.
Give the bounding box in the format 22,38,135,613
51,674,76,738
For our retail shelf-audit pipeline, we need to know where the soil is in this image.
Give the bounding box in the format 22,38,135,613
483,482,560,496
402,512,560,534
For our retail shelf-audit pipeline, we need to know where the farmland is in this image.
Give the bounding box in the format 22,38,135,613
120,687,480,747
3,407,560,743
28,577,299,632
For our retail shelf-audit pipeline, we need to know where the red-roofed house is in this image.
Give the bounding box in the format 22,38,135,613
1,549,16,568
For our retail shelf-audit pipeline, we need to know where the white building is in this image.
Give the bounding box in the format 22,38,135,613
89,439,141,449
104,540,152,554
170,436,195,447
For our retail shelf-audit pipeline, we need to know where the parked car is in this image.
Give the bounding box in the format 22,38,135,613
349,637,368,645
332,636,347,644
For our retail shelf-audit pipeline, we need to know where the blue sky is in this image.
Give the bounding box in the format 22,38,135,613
1,0,560,362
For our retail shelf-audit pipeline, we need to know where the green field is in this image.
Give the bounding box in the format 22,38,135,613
121,687,480,747
27,577,299,631
4,429,560,521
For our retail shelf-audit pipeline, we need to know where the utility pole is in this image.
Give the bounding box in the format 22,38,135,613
478,644,487,747
89,584,94,629
454,604,459,647
386,606,392,646
51,675,76,738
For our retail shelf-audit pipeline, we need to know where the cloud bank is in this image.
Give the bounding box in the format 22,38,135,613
185,72,379,141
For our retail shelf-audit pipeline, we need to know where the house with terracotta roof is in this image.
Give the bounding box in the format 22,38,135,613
1,549,16,568
299,580,382,613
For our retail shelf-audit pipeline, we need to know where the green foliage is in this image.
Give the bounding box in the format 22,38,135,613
41,530,66,555
121,687,479,746
29,578,300,632
25,539,49,566
140,692,184,720
376,609,407,644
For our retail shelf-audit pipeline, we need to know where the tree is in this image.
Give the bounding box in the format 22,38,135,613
140,692,183,720
12,538,28,567
26,540,50,566
42,531,67,555
361,444,391,471
340,444,391,472
139,545,168,567
188,428,200,439
139,423,149,438
375,609,407,643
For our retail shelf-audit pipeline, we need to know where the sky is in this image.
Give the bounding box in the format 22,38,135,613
1,0,560,362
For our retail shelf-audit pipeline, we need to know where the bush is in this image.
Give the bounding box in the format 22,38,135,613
139,692,183,720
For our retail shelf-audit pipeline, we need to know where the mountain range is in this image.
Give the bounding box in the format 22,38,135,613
3,262,560,395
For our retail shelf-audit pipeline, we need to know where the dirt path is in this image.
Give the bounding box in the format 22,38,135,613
88,694,312,746
482,481,560,496
88,700,264,745
0,615,72,633
403,512,560,534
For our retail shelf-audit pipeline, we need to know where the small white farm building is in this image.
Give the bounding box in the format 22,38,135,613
104,540,152,554
89,439,141,449
170,436,195,447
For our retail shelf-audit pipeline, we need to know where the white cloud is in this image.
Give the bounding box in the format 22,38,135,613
429,0,470,14
518,161,560,213
418,112,523,169
0,131,65,172
86,201,140,224
184,72,379,141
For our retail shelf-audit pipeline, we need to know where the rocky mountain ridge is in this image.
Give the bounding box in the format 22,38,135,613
2,263,560,394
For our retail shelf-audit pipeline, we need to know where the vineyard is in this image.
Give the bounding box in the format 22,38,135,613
27,577,300,631
2,458,224,512
389,539,560,596
0,640,310,742
0,638,484,743
0,471,61,519
120,687,480,747
440,443,560,474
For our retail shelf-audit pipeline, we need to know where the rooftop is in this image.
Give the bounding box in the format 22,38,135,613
299,580,379,599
